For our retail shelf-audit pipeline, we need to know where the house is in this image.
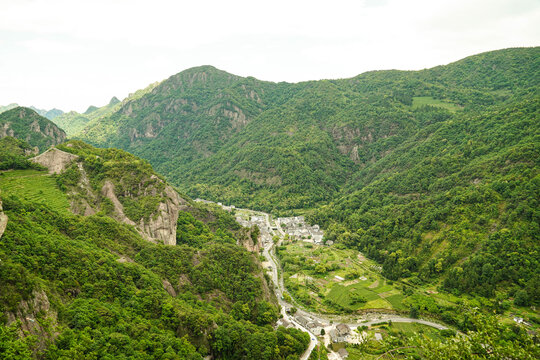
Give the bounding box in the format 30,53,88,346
277,318,292,329
295,315,310,327
329,329,340,342
329,324,350,342
337,348,349,359
336,324,350,337
307,320,324,335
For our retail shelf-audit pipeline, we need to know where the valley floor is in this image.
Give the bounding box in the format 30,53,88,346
195,199,450,360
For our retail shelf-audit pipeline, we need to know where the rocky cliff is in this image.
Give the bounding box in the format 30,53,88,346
0,199,7,240
36,141,185,245
30,147,79,174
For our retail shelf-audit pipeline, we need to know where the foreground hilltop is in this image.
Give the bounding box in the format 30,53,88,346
0,138,310,359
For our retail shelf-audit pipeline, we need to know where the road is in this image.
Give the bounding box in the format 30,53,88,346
263,239,318,360
205,201,449,359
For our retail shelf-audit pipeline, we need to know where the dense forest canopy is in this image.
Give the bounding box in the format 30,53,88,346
63,47,540,302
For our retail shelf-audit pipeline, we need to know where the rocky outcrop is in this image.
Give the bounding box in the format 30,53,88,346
6,289,58,350
30,147,79,174
238,227,261,253
99,178,184,245
0,199,8,240
137,179,185,245
101,180,137,226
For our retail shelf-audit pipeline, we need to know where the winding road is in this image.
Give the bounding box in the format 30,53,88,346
205,201,449,359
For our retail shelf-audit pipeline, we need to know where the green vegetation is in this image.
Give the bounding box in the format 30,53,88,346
0,169,71,215
55,140,170,223
0,147,310,359
276,241,405,313
73,47,539,218
346,314,538,359
0,107,66,151
0,137,42,171
54,84,159,137
411,96,462,112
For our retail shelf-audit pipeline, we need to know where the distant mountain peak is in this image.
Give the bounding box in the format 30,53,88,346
84,105,98,114
109,96,120,105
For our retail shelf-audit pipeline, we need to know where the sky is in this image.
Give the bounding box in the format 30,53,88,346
1,0,539,112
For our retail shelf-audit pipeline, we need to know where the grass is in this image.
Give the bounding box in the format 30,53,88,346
0,169,70,215
412,96,462,112
386,294,407,310
280,240,405,313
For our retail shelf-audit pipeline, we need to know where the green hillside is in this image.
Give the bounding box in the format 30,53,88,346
53,84,160,137
73,48,539,213
310,96,539,302
0,144,309,359
0,107,66,151
70,47,539,303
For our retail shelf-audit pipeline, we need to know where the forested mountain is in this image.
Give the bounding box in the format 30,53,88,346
72,47,539,212
0,104,63,120
0,139,309,359
0,107,66,151
52,83,159,136
69,47,539,304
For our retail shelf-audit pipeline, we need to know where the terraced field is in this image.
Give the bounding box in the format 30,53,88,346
0,169,70,214
279,240,407,313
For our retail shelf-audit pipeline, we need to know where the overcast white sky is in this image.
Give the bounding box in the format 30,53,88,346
1,0,539,112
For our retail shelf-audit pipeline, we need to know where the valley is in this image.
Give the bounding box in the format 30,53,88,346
0,46,538,359
200,199,451,359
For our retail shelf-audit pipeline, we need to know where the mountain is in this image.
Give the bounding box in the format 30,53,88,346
0,107,66,151
0,140,309,359
71,47,539,303
52,86,158,137
29,106,64,120
74,47,539,212
0,104,64,120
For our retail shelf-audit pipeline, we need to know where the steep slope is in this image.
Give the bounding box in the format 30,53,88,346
75,48,539,214
53,83,159,137
0,107,66,151
70,47,539,305
0,144,309,359
0,104,63,120
310,95,539,301
30,141,184,245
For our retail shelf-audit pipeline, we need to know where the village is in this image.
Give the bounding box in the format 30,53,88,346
193,199,448,360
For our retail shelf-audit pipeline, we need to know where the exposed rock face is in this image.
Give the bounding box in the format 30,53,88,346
98,179,184,245
100,180,137,226
98,179,183,245
6,289,58,350
238,228,261,253
30,147,79,174
29,142,184,245
137,180,184,245
1,122,14,137
0,199,8,240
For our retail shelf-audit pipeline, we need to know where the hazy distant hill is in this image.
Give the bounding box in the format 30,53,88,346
53,87,158,137
0,103,64,120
